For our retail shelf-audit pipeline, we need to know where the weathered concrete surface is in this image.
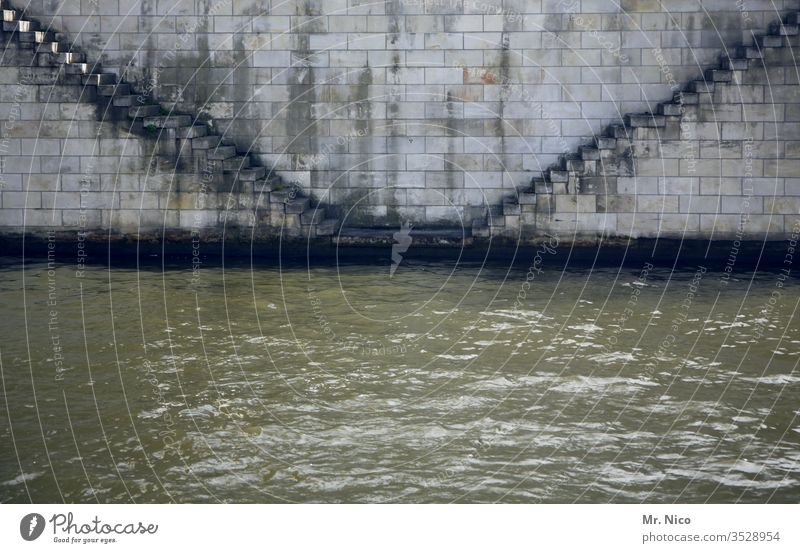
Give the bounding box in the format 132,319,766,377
2,0,800,245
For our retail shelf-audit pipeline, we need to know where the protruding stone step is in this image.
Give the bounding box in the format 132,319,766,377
34,30,55,43
17,30,37,43
533,179,552,194
517,192,537,205
64,62,92,75
237,166,266,181
755,34,783,48
772,23,798,36
2,9,18,22
738,46,763,59
82,73,116,85
609,125,631,138
674,91,698,105
705,69,732,82
285,197,311,214
721,56,748,71
596,137,616,150
222,156,250,171
549,170,569,183
207,146,236,160
143,115,191,128
191,135,222,149
659,103,683,116
626,114,666,128
17,19,38,31
97,83,128,96
316,219,339,237
565,157,584,172
503,201,520,216
111,94,136,107
57,51,84,64
301,208,326,225
129,104,161,118
689,80,714,93
177,125,207,138
3,19,38,32
48,41,71,53
580,146,600,160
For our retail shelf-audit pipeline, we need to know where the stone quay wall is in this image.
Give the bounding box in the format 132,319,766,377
1,0,799,243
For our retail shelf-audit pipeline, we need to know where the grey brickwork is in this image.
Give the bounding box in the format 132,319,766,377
1,0,800,243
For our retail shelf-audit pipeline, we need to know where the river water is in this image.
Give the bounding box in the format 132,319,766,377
0,254,798,503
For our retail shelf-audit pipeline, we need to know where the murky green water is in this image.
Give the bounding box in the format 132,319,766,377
0,254,798,503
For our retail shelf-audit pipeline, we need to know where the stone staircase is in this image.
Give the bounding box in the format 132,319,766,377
479,11,800,239
0,0,338,239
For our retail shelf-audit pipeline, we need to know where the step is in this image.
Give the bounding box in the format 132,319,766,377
565,158,584,172
659,102,683,116
191,135,222,149
609,125,631,138
549,170,569,183
301,208,326,225
2,9,17,22
261,177,284,193
269,187,299,204
34,30,55,43
285,197,311,214
3,19,38,32
82,73,116,85
738,46,763,59
755,34,783,48
579,146,600,160
177,124,207,138
533,179,552,194
128,104,161,118
772,23,799,36
236,166,266,180
143,115,192,128
64,62,92,75
48,41,71,54
57,51,85,64
721,56,748,71
503,201,521,216
674,91,698,105
97,83,129,96
626,114,666,128
517,192,537,205
595,137,616,150
17,19,38,32
207,146,236,160
111,94,137,107
222,156,250,171
689,80,714,93
17,30,37,43
705,69,732,82
315,219,339,236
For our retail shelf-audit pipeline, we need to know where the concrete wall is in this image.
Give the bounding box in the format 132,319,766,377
9,0,794,227
1,0,799,241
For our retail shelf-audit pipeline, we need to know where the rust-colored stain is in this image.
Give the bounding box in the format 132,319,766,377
481,70,496,84
462,66,469,83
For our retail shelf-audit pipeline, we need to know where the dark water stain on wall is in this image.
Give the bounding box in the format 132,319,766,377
385,0,405,225
286,0,322,177
139,0,157,96
193,0,213,123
